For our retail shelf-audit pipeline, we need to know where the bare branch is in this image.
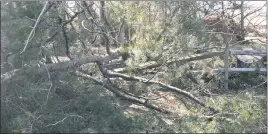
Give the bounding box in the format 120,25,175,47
43,62,53,106
62,10,85,26
20,2,50,54
74,70,171,114
243,4,265,19
102,69,218,113
114,51,224,73
45,117,67,127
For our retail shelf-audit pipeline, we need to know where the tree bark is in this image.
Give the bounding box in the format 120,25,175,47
99,1,111,55
240,1,245,40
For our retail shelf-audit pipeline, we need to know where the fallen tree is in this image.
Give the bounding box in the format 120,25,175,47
1,50,219,114
114,51,225,73
2,51,224,84
1,52,120,83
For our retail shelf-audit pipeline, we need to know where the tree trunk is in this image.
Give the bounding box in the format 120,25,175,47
99,1,111,55
240,1,245,41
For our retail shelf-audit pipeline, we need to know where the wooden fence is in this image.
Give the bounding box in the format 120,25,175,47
219,49,267,90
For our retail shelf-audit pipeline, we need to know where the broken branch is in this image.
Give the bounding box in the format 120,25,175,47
102,69,218,113
74,71,171,114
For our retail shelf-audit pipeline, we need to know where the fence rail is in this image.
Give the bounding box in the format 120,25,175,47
224,49,267,90
230,50,267,55
217,68,267,72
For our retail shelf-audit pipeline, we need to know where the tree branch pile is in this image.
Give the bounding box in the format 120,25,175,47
1,2,226,115
101,69,218,113
74,71,171,114
1,50,220,114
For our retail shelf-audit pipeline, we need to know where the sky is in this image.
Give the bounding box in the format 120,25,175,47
245,1,266,26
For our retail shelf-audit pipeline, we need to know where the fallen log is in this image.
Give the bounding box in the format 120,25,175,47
1,53,120,83
114,51,224,73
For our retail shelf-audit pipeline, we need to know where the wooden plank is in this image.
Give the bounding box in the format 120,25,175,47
190,68,267,73
215,68,267,72
230,50,267,56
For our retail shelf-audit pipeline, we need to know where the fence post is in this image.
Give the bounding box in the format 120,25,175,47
222,23,231,90
224,48,229,90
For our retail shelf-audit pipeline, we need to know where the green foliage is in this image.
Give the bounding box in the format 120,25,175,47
2,72,173,133
205,90,267,133
2,1,267,133
178,116,215,133
179,90,266,133
2,2,54,69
